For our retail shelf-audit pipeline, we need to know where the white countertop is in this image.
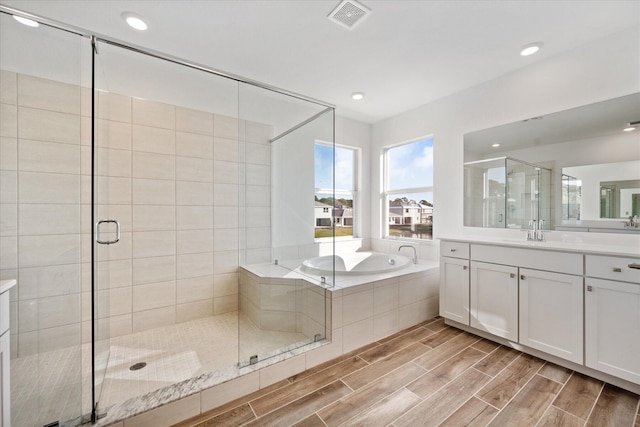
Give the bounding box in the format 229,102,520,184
0,279,16,294
441,232,640,258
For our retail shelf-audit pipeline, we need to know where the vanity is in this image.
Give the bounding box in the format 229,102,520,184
440,235,640,393
0,280,15,427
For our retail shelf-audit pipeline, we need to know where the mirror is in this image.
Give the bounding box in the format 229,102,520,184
464,93,640,233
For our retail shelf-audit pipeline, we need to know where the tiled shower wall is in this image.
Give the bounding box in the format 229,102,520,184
0,70,273,357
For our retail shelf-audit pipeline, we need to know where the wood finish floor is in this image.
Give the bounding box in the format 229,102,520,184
174,317,640,427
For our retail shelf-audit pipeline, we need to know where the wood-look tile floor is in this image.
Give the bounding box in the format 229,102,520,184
174,317,640,427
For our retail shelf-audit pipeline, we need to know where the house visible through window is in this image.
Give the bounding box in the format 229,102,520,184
314,142,357,239
384,136,434,240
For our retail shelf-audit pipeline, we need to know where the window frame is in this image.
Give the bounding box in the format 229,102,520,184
382,135,434,241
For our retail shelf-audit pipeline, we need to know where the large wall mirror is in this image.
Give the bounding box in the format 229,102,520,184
464,92,640,233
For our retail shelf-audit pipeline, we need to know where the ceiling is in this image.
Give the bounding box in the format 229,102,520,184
1,0,639,124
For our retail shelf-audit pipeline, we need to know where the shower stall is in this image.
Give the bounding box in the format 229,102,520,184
464,157,552,229
0,8,334,426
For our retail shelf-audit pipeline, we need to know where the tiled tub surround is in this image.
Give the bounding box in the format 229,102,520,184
94,257,440,426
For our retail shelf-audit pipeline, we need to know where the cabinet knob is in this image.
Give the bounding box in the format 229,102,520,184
450,248,456,252
520,275,525,280
510,273,515,278
613,268,622,273
628,263,640,270
463,265,468,270
587,285,593,292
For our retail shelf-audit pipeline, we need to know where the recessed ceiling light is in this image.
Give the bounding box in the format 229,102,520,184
520,42,543,56
122,12,148,31
623,127,636,132
351,92,364,101
13,15,39,27
491,143,501,148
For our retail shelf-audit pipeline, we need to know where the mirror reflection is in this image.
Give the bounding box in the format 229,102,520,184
464,93,640,233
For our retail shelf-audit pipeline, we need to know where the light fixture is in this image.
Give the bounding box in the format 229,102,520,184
624,120,640,131
520,42,543,56
491,143,501,148
13,15,39,27
623,127,636,132
351,92,364,101
122,12,148,31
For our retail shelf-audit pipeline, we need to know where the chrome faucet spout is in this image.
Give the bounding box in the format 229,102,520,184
398,245,417,264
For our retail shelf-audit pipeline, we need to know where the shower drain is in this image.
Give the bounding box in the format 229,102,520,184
129,362,147,371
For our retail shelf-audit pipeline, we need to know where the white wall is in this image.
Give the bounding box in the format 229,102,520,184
371,27,640,241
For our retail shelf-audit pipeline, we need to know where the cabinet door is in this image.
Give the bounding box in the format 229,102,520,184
585,278,640,384
440,257,469,325
0,332,9,427
519,268,583,364
470,261,518,341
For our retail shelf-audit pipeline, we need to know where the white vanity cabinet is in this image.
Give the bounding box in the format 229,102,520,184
585,255,640,384
0,280,15,427
439,241,470,325
470,261,518,341
519,268,583,364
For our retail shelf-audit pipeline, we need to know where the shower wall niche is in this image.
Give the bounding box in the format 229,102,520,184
464,157,552,229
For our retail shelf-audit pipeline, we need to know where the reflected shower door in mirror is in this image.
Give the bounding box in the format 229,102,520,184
464,157,551,229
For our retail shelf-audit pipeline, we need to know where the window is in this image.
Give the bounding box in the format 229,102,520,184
383,136,434,240
315,142,357,239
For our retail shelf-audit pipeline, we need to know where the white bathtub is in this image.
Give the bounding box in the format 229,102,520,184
300,252,411,276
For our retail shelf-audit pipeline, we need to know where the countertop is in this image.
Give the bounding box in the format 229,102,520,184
0,279,16,294
441,233,640,257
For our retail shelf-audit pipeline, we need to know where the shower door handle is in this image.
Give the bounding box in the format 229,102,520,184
96,219,120,245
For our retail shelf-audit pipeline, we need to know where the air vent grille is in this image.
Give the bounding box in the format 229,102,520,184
328,0,371,30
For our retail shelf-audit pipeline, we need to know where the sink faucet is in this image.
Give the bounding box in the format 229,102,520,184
398,245,417,264
624,215,639,228
526,219,545,241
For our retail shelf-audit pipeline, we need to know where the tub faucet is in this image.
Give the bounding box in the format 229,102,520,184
398,245,417,264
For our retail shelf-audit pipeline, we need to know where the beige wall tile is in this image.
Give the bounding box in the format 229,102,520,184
176,156,213,182
398,277,428,306
18,74,80,115
133,178,175,205
374,310,399,341
213,137,238,162
37,322,81,353
87,204,132,233
213,228,239,252
133,151,175,180
214,294,237,314
96,119,132,150
17,331,38,356
94,259,133,290
37,293,81,329
245,121,272,144
259,354,305,388
96,313,133,340
398,300,429,330
246,164,270,187
18,299,37,332
213,183,239,206
342,288,373,326
19,139,80,174
19,172,80,204
306,328,342,368
0,171,17,203
245,207,270,228
245,185,270,207
177,252,213,279
176,299,213,323
133,231,176,258
123,393,199,427
212,160,238,184
132,306,175,332
132,205,175,231
0,137,17,170
177,229,213,254
132,98,175,130
177,206,213,230
95,231,132,262
133,255,176,285
213,206,239,229
132,281,176,312
19,204,80,235
214,250,238,275
213,114,239,139
97,91,132,123
213,273,238,297
0,236,17,270
0,203,17,237
176,131,213,159
19,234,80,268
245,142,271,165
374,282,399,315
201,371,259,412
94,176,132,205
246,227,270,249
96,287,133,318
132,124,175,155
176,106,213,136
0,104,17,137
0,71,17,105
176,181,213,206
177,275,213,304
18,106,80,144
342,317,373,353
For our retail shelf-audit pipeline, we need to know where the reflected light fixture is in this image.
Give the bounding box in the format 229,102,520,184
122,12,148,31
351,92,364,101
491,143,501,148
520,42,543,56
624,120,640,132
624,127,636,132
13,15,39,27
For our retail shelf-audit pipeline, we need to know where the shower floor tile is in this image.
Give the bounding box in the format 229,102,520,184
11,311,307,427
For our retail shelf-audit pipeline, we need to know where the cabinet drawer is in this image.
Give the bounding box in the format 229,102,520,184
0,291,9,335
471,244,582,275
586,254,640,284
441,241,469,259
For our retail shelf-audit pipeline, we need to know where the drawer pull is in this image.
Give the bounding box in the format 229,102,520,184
613,268,622,273
510,273,515,278
587,285,593,292
463,265,468,270
628,263,640,270
520,275,525,280
450,248,456,252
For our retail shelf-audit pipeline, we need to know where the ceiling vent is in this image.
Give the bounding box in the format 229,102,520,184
328,0,371,30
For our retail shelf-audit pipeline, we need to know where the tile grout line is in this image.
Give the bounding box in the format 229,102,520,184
582,380,606,425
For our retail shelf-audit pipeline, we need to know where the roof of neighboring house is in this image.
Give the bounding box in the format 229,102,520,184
315,201,333,207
